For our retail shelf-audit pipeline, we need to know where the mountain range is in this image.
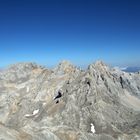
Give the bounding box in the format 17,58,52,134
0,60,140,140
122,67,140,73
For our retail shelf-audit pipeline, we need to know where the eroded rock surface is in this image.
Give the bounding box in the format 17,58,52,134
0,61,140,140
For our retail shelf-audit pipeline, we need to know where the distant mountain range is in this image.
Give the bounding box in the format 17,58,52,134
122,66,140,72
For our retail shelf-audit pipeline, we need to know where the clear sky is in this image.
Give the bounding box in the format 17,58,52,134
0,0,140,67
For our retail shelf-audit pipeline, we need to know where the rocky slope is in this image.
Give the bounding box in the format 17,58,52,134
0,61,140,140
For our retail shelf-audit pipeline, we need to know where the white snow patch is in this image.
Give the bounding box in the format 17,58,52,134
25,109,39,117
25,114,32,117
43,102,46,106
91,123,95,134
26,86,29,92
33,109,39,115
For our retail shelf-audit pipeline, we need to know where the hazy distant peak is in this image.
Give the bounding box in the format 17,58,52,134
7,62,41,70
58,60,74,67
95,60,107,66
54,60,79,74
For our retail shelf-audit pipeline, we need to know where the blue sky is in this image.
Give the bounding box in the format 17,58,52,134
0,0,140,67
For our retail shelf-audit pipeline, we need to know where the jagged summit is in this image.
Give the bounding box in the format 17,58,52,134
0,60,140,140
57,60,75,70
58,60,73,66
53,60,79,74
95,60,107,66
88,60,108,68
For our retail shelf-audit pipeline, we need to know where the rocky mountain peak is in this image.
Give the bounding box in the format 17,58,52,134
95,60,107,66
88,60,108,69
58,60,74,68
53,60,79,74
87,60,111,80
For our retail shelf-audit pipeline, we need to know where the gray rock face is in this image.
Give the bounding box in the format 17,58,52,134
0,61,140,140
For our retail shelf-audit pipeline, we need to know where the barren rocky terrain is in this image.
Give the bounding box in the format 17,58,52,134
0,61,140,140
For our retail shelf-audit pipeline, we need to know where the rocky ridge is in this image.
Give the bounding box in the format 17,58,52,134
0,61,140,140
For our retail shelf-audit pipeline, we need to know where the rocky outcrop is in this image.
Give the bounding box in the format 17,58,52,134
0,61,140,140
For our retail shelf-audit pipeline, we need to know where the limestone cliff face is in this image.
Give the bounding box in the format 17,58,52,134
0,61,140,140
